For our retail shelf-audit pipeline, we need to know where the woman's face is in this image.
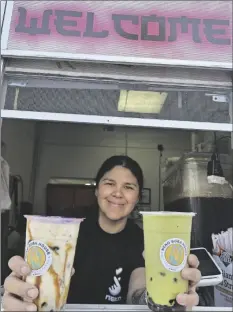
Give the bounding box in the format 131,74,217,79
96,166,140,221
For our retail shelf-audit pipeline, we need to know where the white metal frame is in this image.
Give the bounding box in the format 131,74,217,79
0,59,7,218
0,60,7,120
4,60,232,90
1,109,232,132
1,0,13,50
65,304,233,312
2,50,232,70
1,0,7,30
1,303,232,311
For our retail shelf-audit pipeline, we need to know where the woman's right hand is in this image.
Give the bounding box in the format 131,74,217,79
3,256,39,311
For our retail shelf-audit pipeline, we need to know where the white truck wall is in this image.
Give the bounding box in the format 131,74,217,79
1,120,191,214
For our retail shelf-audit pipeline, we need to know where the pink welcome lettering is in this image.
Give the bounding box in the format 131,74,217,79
14,7,231,46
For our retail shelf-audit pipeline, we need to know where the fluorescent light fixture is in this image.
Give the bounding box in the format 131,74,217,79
118,90,168,114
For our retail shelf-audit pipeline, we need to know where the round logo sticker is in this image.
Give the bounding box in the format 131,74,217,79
160,238,188,272
25,240,52,276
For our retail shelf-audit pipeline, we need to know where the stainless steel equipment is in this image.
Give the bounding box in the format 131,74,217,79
162,152,233,252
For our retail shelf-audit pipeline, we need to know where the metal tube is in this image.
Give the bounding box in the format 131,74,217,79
191,132,197,152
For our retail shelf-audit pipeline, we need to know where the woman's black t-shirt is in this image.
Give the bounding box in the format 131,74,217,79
68,217,145,304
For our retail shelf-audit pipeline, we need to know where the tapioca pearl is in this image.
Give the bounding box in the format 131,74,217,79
50,246,59,254
150,277,153,281
169,299,176,306
173,278,178,283
41,302,48,308
159,272,166,276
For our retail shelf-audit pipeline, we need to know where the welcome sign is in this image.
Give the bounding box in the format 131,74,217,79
5,1,233,65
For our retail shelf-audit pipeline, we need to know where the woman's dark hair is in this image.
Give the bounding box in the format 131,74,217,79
95,155,144,198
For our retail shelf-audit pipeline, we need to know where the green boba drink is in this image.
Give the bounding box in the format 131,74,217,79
141,211,195,311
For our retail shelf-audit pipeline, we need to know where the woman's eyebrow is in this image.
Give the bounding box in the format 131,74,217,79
125,182,138,187
102,178,115,182
102,179,137,187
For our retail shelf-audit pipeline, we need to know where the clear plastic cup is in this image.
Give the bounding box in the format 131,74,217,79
141,211,195,311
24,215,83,311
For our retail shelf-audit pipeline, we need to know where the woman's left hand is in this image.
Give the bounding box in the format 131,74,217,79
176,254,201,309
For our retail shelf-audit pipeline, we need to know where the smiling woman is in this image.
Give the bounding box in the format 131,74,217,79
67,155,147,305
95,156,143,233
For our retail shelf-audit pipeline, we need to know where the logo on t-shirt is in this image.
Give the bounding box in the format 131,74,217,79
105,267,123,302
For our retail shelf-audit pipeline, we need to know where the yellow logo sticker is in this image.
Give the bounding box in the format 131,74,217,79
25,240,52,276
160,239,188,272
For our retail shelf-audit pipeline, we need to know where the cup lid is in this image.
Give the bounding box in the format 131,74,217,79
24,215,84,224
140,211,196,217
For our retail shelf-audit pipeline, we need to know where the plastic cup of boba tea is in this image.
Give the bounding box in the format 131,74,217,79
24,215,83,311
140,211,195,311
